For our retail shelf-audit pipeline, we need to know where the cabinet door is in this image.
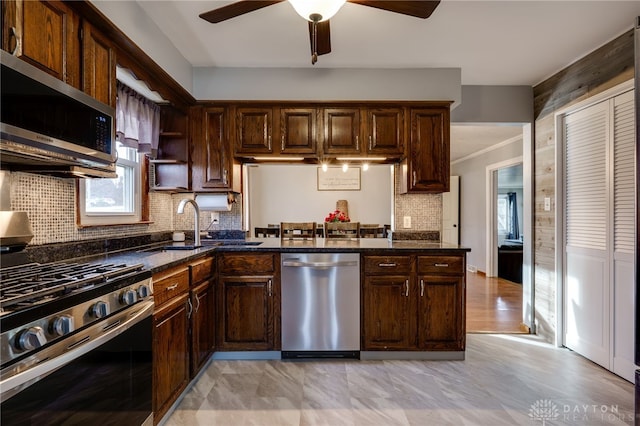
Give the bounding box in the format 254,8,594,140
417,275,464,350
153,294,189,422
365,108,404,157
192,107,240,192
81,20,115,107
280,108,317,155
322,108,361,155
235,106,274,155
3,0,80,87
362,275,416,350
404,107,450,193
217,276,275,350
190,280,214,377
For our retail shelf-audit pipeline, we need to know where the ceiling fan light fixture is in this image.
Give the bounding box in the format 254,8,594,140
288,0,346,22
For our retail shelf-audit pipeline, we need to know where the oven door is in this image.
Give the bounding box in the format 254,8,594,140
1,301,153,426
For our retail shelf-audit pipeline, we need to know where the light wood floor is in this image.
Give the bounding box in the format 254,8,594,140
164,334,635,426
466,271,525,334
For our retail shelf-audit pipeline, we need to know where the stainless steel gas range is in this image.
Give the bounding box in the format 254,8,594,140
0,259,154,426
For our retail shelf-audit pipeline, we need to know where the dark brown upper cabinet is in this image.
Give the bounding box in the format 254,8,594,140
321,107,361,156
364,107,405,157
81,20,116,107
279,107,318,155
400,104,451,193
192,106,241,193
2,0,81,88
234,106,274,155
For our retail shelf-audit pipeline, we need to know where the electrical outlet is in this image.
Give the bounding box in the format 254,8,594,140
210,212,220,224
544,197,551,211
403,216,411,228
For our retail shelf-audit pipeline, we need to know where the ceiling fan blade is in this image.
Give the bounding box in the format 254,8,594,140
199,0,285,23
308,20,331,56
347,0,440,19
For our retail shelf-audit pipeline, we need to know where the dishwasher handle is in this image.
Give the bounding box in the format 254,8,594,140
282,260,359,268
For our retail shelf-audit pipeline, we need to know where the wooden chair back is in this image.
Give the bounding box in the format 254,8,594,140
280,222,317,240
360,224,385,238
255,227,280,238
324,222,360,238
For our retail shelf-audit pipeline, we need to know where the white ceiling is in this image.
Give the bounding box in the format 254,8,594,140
119,1,639,159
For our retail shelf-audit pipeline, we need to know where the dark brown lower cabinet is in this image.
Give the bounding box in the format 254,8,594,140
362,275,416,350
217,253,280,351
153,293,189,424
362,253,465,352
190,279,215,376
417,275,464,350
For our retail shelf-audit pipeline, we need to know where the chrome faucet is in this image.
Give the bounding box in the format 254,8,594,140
177,198,201,247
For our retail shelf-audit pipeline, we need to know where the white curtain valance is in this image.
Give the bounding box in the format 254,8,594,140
115,81,160,156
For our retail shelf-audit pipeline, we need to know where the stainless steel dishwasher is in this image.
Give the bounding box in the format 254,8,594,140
281,252,360,359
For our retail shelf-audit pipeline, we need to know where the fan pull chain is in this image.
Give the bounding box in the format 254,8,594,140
311,20,318,64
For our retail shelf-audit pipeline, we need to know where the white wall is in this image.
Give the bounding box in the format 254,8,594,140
92,1,193,94
451,138,523,273
247,164,392,231
193,67,461,104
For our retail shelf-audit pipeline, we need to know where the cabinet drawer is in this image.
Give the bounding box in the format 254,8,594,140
190,256,214,285
364,256,411,275
153,266,190,307
417,256,464,275
218,253,276,275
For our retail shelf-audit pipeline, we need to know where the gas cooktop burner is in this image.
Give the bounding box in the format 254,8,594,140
0,261,145,313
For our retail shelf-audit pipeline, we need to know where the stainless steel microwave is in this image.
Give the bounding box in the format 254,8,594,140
0,50,116,178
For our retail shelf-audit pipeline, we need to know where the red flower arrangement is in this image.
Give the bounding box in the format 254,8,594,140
324,210,350,223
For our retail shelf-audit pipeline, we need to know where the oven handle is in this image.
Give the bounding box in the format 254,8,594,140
0,300,154,401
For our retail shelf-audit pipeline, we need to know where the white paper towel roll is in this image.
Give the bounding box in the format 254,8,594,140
195,194,232,211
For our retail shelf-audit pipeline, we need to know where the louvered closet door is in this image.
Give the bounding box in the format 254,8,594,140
612,90,635,382
563,89,636,380
563,99,610,368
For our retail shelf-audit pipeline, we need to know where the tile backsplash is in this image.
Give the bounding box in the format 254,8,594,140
8,172,173,245
7,167,440,247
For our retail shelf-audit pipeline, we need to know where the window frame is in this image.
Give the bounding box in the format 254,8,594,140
76,145,149,227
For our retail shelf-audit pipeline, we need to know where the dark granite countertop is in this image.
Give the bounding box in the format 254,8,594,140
90,237,470,274
4,234,470,275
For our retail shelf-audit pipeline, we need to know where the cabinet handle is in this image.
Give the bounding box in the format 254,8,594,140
268,135,272,151
194,293,201,313
369,135,372,151
166,283,179,291
355,135,359,151
223,169,228,185
268,279,273,297
281,134,285,152
404,280,409,297
434,263,449,267
9,27,21,56
187,297,193,319
420,279,425,297
378,263,397,267
412,171,417,187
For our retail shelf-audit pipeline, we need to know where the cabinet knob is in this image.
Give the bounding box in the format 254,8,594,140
268,135,272,151
281,134,285,152
267,279,273,297
404,280,409,297
223,169,228,185
355,135,359,151
412,171,417,187
420,279,425,297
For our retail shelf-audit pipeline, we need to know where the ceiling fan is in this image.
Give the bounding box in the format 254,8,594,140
199,0,440,64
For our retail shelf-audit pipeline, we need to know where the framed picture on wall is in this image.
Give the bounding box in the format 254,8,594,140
317,167,361,191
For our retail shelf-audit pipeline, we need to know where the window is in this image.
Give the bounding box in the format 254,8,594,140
78,142,142,226
497,194,509,234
